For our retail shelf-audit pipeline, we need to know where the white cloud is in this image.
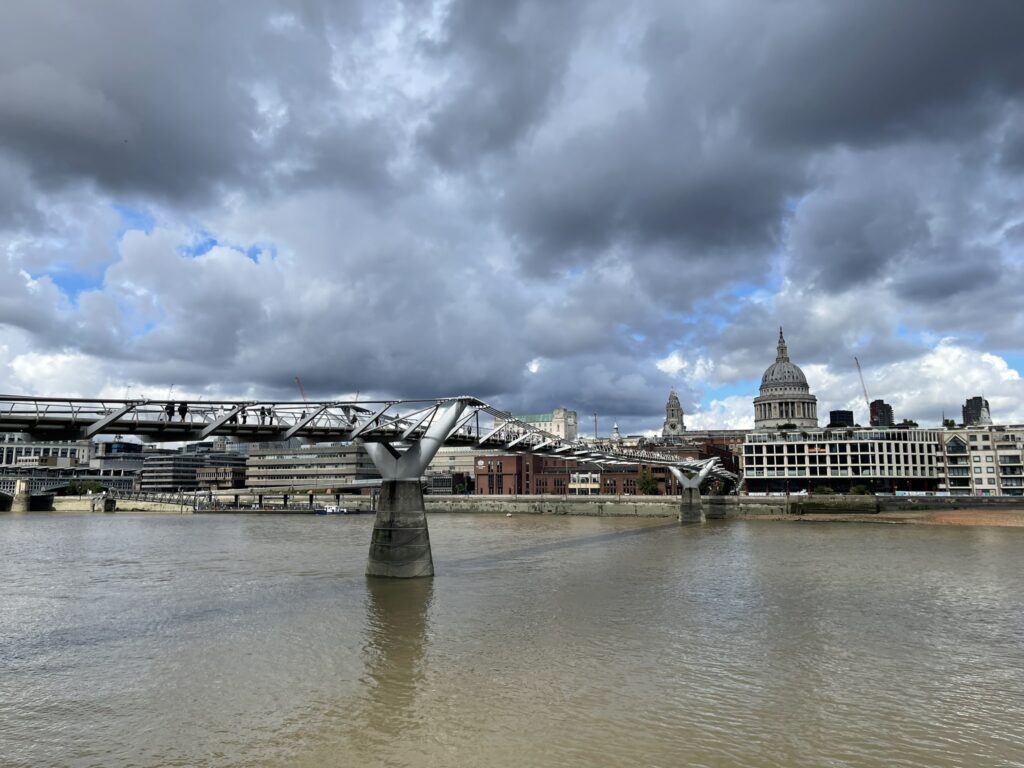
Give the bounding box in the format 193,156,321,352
655,351,685,376
687,395,755,430
809,339,1024,426
656,351,715,382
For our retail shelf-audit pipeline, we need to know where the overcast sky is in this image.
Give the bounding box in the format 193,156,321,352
2,0,1023,434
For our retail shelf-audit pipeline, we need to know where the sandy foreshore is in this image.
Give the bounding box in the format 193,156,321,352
797,508,1024,528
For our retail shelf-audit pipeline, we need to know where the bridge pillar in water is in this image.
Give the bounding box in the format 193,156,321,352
678,487,705,524
361,400,466,578
11,479,31,513
669,465,713,525
365,480,434,578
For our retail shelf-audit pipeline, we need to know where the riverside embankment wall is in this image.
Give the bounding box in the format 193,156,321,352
36,494,879,516
339,494,877,517
37,493,1024,517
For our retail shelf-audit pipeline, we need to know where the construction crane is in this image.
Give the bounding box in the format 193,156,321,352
295,376,309,405
854,357,870,417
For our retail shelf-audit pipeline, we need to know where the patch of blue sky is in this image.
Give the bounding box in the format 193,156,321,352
245,242,277,262
175,225,275,263
42,267,106,302
725,280,770,300
995,351,1024,374
700,379,758,408
177,234,218,257
134,320,158,337
564,264,586,280
112,204,155,238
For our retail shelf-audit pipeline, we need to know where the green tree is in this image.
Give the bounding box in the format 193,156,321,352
66,480,105,495
636,469,659,495
897,419,919,428
849,484,869,495
812,485,834,495
942,418,956,429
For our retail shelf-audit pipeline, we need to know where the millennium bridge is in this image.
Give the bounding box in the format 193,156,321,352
0,394,736,578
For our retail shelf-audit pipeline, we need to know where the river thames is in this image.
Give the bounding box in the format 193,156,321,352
2,513,1022,767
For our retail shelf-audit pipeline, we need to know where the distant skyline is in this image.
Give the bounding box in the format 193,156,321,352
1,1,1023,436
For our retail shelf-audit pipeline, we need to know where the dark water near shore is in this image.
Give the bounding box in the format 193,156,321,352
2,513,1023,767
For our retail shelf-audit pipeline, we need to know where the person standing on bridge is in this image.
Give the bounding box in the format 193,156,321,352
258,407,266,425
178,402,189,422
164,402,174,422
240,408,247,425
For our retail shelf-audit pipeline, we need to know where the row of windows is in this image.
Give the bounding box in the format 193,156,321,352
748,468,938,477
1,447,81,460
746,442,936,455
747,431,941,443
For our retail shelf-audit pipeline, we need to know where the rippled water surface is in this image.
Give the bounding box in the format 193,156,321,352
2,512,1023,767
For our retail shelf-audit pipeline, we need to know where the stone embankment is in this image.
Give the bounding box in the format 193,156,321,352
342,493,878,517
21,493,1024,519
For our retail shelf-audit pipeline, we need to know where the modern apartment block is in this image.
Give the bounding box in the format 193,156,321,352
245,443,379,491
742,427,945,494
140,451,246,493
139,453,206,493
740,424,1024,497
828,410,855,427
941,426,1024,496
869,400,895,427
0,435,92,468
961,396,993,426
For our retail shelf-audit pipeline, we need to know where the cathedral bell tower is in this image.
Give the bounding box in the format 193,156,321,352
662,389,686,442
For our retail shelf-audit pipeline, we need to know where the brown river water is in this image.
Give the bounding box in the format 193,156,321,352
1,513,1023,767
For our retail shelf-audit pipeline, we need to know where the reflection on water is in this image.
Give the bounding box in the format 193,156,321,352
351,578,433,755
1,513,1023,768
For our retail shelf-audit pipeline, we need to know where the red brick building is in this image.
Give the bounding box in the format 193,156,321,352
475,454,689,496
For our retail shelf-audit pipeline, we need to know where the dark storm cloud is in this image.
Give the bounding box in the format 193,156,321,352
0,0,390,203
893,251,1003,303
698,1,1024,149
416,0,586,168
1,0,1023,423
787,177,925,290
501,117,800,276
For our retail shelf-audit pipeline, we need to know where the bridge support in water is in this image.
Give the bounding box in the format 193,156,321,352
360,400,466,578
11,479,31,514
669,464,715,524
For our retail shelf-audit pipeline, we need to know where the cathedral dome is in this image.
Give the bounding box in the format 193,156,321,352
752,328,818,430
759,329,809,390
760,360,808,387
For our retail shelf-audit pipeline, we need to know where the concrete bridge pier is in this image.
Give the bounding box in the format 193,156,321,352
678,487,705,524
365,480,434,578
361,400,466,578
669,464,715,525
11,479,31,514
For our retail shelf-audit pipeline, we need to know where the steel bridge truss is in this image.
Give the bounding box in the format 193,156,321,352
0,394,737,486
